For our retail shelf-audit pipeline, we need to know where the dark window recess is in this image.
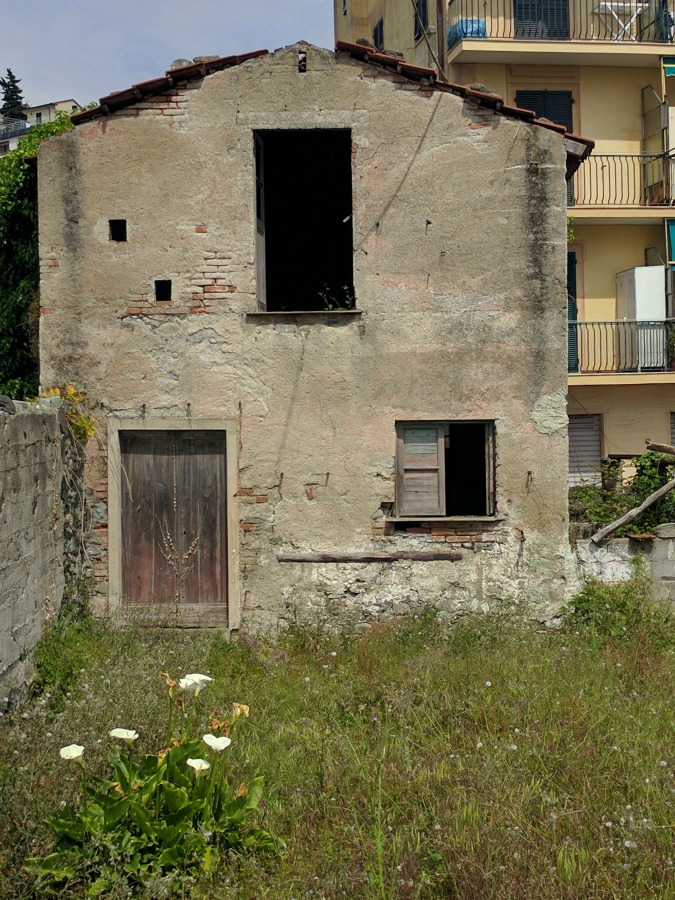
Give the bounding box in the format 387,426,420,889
155,280,172,302
395,421,496,517
414,0,428,40
109,219,127,242
298,50,307,72
254,129,354,312
373,18,385,51
514,0,570,40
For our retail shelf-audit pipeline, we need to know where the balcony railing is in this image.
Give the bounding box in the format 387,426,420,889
447,0,674,46
568,319,674,372
573,153,675,206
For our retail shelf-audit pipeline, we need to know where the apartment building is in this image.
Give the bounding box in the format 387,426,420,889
338,0,675,483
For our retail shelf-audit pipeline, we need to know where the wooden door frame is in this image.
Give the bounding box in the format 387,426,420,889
108,418,240,630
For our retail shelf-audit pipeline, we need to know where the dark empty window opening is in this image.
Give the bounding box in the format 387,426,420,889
155,280,172,302
298,50,307,72
395,421,495,518
373,18,385,51
414,0,428,41
254,129,354,312
109,219,127,242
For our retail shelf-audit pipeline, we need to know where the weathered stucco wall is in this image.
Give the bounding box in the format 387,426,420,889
0,401,79,702
38,44,575,630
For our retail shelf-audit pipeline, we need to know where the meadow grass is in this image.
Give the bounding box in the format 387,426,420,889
0,587,673,898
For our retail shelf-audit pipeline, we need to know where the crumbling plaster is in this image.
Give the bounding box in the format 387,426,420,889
38,44,576,630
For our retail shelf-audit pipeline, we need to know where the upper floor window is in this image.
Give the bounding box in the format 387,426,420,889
35,112,42,124
254,129,354,312
414,0,428,41
373,18,385,51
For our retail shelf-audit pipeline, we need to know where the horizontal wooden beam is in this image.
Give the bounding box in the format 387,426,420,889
277,551,462,563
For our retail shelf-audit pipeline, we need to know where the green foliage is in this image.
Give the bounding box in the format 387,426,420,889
0,69,27,120
564,564,649,639
26,680,275,896
32,616,93,711
41,384,97,445
0,113,73,398
569,450,675,534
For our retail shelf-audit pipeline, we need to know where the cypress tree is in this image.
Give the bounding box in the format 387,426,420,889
1,69,27,121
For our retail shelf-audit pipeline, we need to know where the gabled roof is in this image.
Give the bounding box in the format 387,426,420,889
69,41,593,176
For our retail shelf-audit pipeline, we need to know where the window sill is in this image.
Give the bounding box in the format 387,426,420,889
246,309,362,318
388,516,505,524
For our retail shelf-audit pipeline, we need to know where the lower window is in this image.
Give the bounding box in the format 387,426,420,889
395,421,495,517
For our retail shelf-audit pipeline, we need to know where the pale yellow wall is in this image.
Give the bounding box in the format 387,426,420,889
579,67,657,153
568,384,675,456
335,0,441,69
572,224,665,320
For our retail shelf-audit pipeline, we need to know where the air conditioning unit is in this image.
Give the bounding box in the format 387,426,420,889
616,266,667,369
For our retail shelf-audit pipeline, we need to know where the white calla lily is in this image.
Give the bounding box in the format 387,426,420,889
179,673,213,696
203,733,232,752
59,744,84,761
109,728,139,742
187,757,211,774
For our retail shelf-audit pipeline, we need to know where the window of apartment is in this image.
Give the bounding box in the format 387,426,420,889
568,414,602,485
254,129,354,312
373,18,385,51
35,112,42,124
0,141,9,156
395,421,496,518
414,0,429,41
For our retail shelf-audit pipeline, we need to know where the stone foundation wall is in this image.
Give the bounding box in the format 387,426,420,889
575,524,675,603
0,400,84,704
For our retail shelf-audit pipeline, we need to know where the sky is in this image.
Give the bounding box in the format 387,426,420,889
1,0,334,107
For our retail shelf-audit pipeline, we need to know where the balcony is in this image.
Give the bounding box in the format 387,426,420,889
568,319,674,372
572,152,675,207
447,0,674,46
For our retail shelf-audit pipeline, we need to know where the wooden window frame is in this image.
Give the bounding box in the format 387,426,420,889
395,420,496,519
108,418,240,630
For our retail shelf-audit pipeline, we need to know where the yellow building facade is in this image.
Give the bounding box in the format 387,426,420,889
337,0,675,482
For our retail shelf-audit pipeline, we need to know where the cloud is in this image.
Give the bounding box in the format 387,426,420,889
1,0,333,106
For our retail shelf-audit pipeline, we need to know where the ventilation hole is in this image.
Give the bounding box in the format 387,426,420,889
109,219,127,242
155,280,172,302
298,50,307,73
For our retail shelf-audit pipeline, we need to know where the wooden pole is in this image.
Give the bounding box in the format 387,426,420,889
277,550,462,563
590,476,675,544
645,440,675,457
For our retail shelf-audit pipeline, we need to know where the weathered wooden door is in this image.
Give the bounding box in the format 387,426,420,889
120,431,228,610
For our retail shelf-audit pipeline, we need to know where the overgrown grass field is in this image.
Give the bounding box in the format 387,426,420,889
0,581,673,897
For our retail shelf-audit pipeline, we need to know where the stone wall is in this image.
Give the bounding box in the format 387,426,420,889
0,400,83,704
575,524,675,603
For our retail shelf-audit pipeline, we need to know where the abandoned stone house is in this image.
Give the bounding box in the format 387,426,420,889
36,41,593,632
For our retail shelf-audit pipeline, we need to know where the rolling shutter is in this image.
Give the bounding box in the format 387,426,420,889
569,415,602,485
396,424,445,516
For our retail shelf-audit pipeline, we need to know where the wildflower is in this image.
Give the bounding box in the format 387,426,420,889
187,757,211,774
203,733,232,752
59,744,84,761
159,672,177,696
476,741,483,749
484,681,492,687
109,728,139,744
179,674,213,696
232,702,249,721
507,743,518,751
624,840,637,849
659,760,668,767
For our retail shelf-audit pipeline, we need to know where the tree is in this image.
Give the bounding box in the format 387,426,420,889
0,114,73,397
0,69,27,121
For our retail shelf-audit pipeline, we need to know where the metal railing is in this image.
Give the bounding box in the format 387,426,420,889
573,153,675,206
447,0,674,46
568,319,674,372
0,116,30,139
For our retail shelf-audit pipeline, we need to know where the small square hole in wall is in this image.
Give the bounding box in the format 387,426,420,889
109,219,127,242
155,280,172,302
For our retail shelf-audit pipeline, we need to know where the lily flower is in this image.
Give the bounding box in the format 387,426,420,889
59,744,84,761
109,728,139,745
187,757,211,774
232,702,250,721
179,673,213,696
203,733,232,752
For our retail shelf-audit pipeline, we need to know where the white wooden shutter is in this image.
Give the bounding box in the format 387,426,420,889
569,415,602,485
396,424,445,516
